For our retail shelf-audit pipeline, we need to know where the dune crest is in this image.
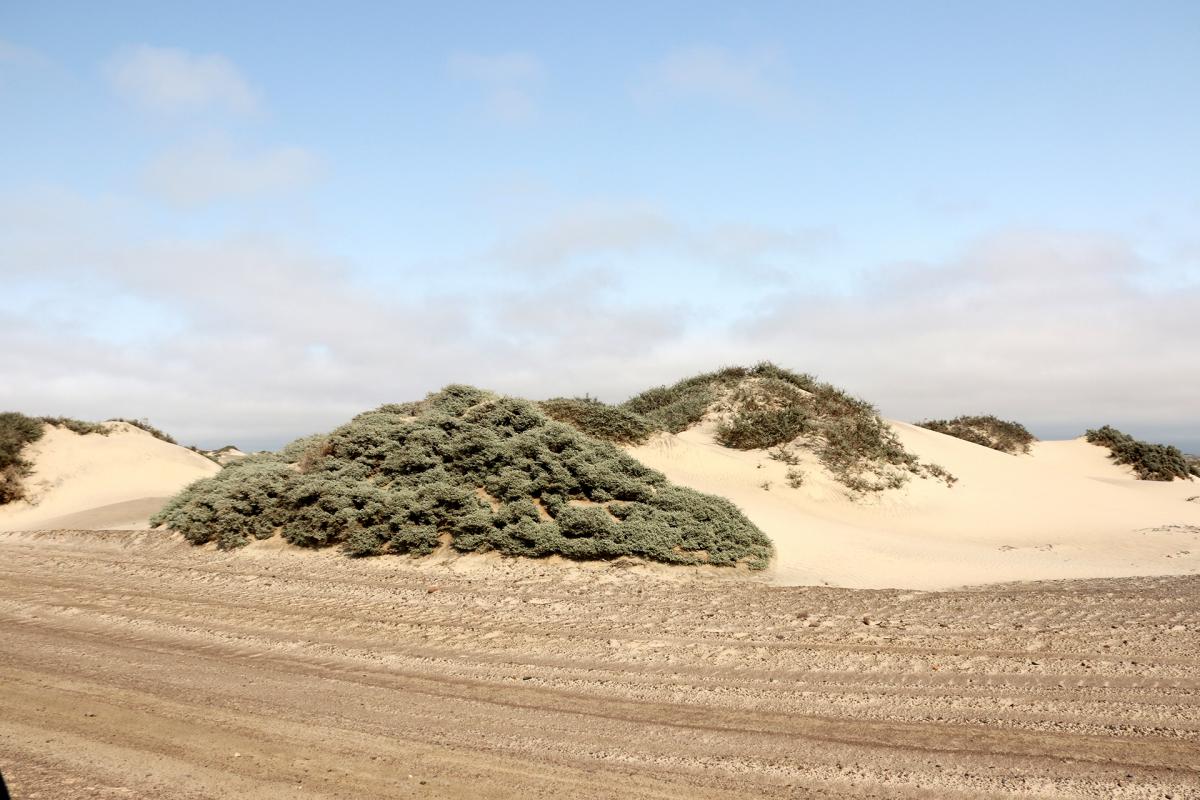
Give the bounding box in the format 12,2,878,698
0,421,219,532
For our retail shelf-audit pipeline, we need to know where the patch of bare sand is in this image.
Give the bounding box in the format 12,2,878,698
0,422,219,532
628,422,1200,590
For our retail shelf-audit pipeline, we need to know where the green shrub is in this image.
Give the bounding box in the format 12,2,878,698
153,385,772,569
279,433,330,466
622,382,715,433
0,412,46,505
539,397,654,444
917,415,1035,454
1085,425,1199,481
150,456,298,548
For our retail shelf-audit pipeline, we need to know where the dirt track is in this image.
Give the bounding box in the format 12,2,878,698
1,530,1198,799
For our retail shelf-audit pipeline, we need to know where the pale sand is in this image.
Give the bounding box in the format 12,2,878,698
2,530,1198,799
628,421,1200,590
0,422,220,532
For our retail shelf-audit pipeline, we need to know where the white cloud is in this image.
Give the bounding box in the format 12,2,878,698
734,229,1200,431
105,45,258,114
491,203,833,279
448,50,543,124
2,188,1196,451
636,45,799,113
0,188,700,447
141,140,321,206
493,205,677,269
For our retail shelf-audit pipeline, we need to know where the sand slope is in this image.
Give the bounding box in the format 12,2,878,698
629,422,1200,590
0,422,220,531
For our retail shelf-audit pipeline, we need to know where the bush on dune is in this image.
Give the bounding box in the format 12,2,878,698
538,397,654,444
916,415,1036,455
109,417,177,444
152,386,772,569
623,362,954,493
0,412,46,505
1085,425,1199,481
39,416,110,436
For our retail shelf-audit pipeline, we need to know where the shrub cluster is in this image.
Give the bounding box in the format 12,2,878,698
39,416,110,436
1085,425,1200,481
153,386,772,569
917,415,1036,454
714,379,810,450
622,383,715,433
538,397,654,444
623,363,953,493
0,412,45,504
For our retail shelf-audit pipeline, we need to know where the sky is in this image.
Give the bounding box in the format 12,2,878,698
1,1,1198,452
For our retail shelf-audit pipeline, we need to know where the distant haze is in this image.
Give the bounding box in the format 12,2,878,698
1,3,1196,454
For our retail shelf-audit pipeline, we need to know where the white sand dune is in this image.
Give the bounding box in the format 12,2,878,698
629,422,1200,590
0,422,220,532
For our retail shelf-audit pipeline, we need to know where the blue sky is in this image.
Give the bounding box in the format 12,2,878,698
2,1,1198,451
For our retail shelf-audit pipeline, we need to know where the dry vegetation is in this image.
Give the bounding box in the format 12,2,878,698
1086,425,1200,481
153,385,772,568
0,412,45,504
917,414,1036,454
606,363,956,493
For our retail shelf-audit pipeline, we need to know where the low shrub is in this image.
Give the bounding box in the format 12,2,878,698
0,412,46,505
1085,425,1199,481
151,456,298,548
153,385,772,568
622,383,714,433
539,397,654,444
917,415,1035,454
626,363,952,493
40,416,110,436
716,408,808,450
714,379,811,450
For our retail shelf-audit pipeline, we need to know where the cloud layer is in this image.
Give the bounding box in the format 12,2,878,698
2,179,1196,452
105,45,258,114
142,140,321,206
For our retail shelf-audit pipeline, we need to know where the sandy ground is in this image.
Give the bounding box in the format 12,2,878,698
629,424,1200,589
0,422,219,532
1,529,1198,799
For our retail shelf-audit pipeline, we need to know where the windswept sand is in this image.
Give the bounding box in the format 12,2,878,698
0,422,219,532
628,423,1200,590
1,529,1198,799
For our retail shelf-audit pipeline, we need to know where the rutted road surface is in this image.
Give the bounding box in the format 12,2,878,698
1,530,1198,798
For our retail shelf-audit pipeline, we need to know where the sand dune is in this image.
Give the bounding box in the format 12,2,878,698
5,411,1197,592
629,421,1200,590
0,421,219,532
